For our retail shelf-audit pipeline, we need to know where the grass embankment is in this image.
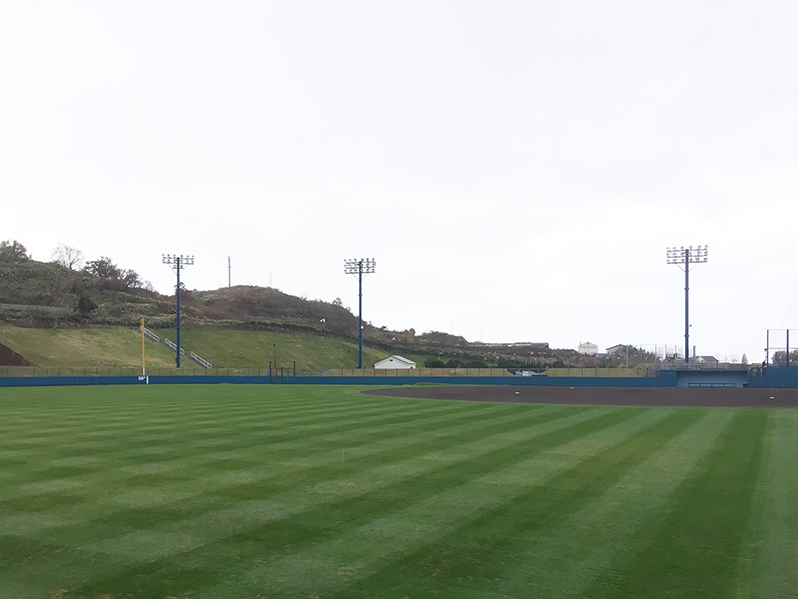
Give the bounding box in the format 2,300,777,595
164,327,387,371
0,324,389,372
0,385,795,598
0,324,176,368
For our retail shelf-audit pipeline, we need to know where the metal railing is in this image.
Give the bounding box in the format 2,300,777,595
163,338,186,356
142,327,161,343
190,352,212,369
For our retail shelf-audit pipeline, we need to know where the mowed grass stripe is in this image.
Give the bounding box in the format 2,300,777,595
467,409,736,598
0,399,583,580
6,403,594,551
743,410,798,599
0,384,413,424
0,386,425,448
0,385,371,443
184,408,687,598
0,387,478,454
0,401,545,542
54,407,633,596
0,399,552,512
5,407,640,596
583,409,769,599
0,388,477,489
1,386,792,599
326,408,706,599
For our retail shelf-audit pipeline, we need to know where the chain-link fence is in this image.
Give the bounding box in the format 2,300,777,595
0,365,653,378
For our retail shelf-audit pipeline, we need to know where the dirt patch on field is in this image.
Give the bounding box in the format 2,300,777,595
362,385,798,408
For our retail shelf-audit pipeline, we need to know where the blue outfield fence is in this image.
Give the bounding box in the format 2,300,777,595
2,368,798,388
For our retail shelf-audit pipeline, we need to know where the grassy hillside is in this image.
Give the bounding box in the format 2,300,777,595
160,326,388,370
0,324,176,368
0,324,390,371
0,254,176,327
0,249,588,369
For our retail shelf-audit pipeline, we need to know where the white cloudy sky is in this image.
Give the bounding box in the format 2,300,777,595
2,1,797,360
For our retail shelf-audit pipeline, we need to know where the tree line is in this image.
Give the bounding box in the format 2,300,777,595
0,240,152,291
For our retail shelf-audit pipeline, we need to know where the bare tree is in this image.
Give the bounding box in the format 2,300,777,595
51,244,85,270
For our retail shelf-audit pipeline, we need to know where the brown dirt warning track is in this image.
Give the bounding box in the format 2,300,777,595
362,385,798,408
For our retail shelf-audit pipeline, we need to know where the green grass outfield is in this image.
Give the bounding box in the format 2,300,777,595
0,385,796,599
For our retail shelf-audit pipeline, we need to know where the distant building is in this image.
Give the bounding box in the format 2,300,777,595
374,355,417,369
695,355,719,365
606,344,626,357
578,341,598,356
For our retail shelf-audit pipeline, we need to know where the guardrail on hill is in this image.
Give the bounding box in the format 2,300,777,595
162,338,186,356
141,326,209,367
142,327,161,343
190,352,212,369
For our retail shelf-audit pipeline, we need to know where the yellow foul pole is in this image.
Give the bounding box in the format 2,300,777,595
141,318,146,376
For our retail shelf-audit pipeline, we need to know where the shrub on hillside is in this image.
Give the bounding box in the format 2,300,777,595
0,240,30,262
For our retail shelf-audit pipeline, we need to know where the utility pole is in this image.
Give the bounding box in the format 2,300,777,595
228,256,231,288
344,258,376,369
163,254,194,368
666,245,708,364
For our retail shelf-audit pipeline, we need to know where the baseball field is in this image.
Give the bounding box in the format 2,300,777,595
1,383,796,598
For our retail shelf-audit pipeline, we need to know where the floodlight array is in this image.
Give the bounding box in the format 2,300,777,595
162,254,194,368
666,245,708,265
344,258,376,275
343,257,376,369
666,244,708,364
162,254,195,268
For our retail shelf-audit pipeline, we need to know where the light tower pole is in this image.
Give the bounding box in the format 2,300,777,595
163,254,194,368
666,245,708,363
344,258,376,369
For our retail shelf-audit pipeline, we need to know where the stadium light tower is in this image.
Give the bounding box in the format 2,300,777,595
163,254,194,368
666,245,708,364
344,258,376,369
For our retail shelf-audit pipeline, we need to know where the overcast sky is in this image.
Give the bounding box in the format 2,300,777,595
2,1,797,361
